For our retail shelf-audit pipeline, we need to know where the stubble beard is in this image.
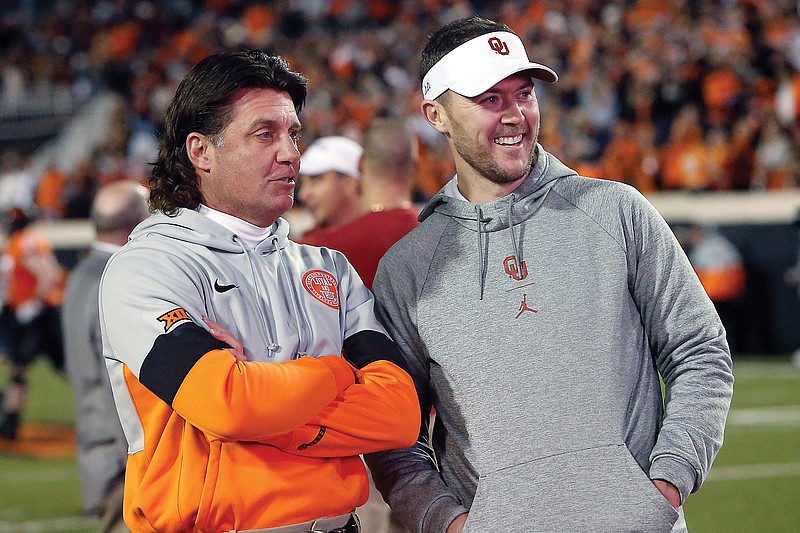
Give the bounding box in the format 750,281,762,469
448,112,540,185
454,136,537,185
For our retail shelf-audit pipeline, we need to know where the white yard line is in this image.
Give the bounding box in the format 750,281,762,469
0,466,72,484
707,461,800,482
727,405,800,426
0,516,96,532
732,361,800,379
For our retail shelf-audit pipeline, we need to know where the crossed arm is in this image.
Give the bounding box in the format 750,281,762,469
197,316,420,455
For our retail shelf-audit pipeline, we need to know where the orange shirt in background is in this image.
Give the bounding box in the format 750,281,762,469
2,228,65,311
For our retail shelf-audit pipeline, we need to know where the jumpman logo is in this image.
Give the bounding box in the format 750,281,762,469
515,294,538,318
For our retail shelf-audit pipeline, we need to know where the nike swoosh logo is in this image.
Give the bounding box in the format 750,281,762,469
214,280,238,293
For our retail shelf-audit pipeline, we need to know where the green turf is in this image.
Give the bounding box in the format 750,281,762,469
19,359,75,426
1,356,798,532
684,359,800,532
0,359,94,532
0,456,84,521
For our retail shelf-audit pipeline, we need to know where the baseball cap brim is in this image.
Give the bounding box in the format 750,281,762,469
300,136,363,178
422,31,558,100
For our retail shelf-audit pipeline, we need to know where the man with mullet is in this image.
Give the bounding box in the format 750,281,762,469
99,50,419,533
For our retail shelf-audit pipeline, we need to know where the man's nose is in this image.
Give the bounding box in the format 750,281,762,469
278,136,301,166
502,102,525,123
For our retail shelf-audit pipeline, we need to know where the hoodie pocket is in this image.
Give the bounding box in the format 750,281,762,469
462,443,679,533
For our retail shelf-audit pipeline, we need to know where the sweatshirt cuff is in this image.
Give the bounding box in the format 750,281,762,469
423,495,469,533
649,455,698,503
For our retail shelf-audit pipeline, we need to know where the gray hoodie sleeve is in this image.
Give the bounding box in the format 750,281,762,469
365,250,469,533
622,189,734,502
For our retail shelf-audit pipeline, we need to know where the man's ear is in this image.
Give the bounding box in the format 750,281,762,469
421,99,450,135
186,132,212,171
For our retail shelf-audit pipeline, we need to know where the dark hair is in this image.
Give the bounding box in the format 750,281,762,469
149,50,308,215
420,16,513,84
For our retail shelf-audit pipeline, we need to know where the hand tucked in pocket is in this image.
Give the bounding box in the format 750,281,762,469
652,479,681,509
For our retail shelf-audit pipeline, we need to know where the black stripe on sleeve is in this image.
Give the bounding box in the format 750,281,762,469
140,322,228,406
342,330,409,372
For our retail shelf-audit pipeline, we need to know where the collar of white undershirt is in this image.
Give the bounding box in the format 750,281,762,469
197,204,273,249
443,176,470,202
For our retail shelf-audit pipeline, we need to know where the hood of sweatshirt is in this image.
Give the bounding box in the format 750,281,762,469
129,208,291,254
418,145,578,299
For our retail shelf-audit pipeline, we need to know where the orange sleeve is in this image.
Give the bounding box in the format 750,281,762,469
172,351,356,441
266,360,420,457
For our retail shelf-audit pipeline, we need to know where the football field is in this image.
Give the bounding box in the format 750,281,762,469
0,356,798,532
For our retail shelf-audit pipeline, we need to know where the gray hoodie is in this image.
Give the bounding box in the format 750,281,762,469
366,146,733,533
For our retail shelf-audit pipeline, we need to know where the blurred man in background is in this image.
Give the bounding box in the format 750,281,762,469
684,224,747,354
303,118,420,290
298,135,364,243
0,206,65,440
62,180,149,533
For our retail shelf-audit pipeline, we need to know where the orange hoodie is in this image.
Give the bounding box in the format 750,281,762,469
119,351,418,531
99,211,420,532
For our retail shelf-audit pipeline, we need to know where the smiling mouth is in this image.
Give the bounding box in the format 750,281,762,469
494,134,523,145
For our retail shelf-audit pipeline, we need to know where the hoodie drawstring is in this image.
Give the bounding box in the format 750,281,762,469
274,238,309,358
238,237,281,358
476,205,487,300
475,196,522,301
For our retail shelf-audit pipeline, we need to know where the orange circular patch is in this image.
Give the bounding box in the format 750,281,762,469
302,270,340,309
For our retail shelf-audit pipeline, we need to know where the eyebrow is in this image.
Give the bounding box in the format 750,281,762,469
249,117,302,131
505,79,535,92
476,79,535,98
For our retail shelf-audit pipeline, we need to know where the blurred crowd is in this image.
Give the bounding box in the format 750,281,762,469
2,0,800,221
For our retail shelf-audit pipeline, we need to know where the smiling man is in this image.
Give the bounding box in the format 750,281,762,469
366,16,733,533
98,50,419,533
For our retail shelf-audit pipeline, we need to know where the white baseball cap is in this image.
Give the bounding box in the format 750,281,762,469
300,136,363,178
422,31,558,100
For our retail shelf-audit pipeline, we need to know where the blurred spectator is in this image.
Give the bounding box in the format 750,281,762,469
753,114,794,189
724,116,759,190
660,105,712,191
62,158,99,219
598,120,658,192
685,224,747,355
0,206,66,440
62,180,149,533
34,165,68,219
300,118,420,291
297,135,364,241
0,151,36,214
704,127,733,191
